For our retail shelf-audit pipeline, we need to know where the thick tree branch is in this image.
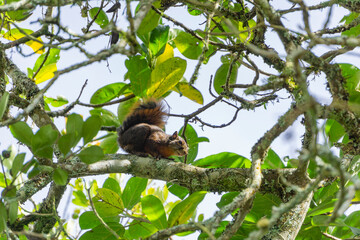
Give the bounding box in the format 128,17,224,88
0,0,87,12
16,155,303,205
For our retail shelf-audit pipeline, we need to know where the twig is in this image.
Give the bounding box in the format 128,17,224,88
189,0,221,84
31,47,51,81
195,222,216,240
47,80,88,117
83,0,106,33
78,93,135,108
224,53,240,92
86,183,120,239
190,107,241,129
125,0,136,54
322,232,342,240
147,222,199,239
278,1,334,14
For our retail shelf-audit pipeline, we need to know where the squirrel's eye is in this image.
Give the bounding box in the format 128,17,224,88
177,140,182,144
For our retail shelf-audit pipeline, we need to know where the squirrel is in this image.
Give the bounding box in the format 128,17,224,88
117,100,188,159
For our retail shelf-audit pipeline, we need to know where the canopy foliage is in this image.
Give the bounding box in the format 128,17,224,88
1,0,360,239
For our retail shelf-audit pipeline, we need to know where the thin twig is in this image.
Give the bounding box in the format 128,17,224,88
78,93,135,108
86,183,120,239
47,80,88,117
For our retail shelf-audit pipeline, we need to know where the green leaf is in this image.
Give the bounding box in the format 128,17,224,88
340,12,359,24
262,149,285,169
94,188,124,217
21,158,36,174
247,193,282,222
8,200,18,224
314,181,339,204
0,91,9,119
174,31,203,60
103,177,121,196
117,97,139,124
179,124,209,164
11,153,25,177
33,48,60,73
0,201,7,232
349,226,360,236
3,28,44,54
100,133,119,154
148,57,187,98
78,146,104,164
307,199,337,217
238,19,256,42
312,215,347,227
341,13,360,37
345,210,360,227
90,83,129,104
167,183,189,200
33,63,57,84
72,190,88,207
325,119,345,143
32,125,58,158
44,95,68,108
340,64,360,110
58,133,75,155
89,7,109,29
174,82,204,104
83,115,102,144
79,211,120,230
213,63,239,95
149,25,170,57
122,177,148,209
30,48,60,82
136,7,160,35
193,152,251,168
187,4,202,16
79,222,124,240
53,168,68,186
6,0,33,21
0,172,11,188
296,225,322,240
10,121,34,146
125,55,151,97
141,195,167,230
127,220,157,239
90,108,120,127
28,165,41,179
198,221,230,239
168,191,206,227
66,113,83,147
216,192,239,209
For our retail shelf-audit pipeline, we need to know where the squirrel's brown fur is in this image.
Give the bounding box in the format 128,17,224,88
117,100,188,159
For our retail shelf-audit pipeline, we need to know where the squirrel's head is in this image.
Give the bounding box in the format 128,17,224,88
169,131,188,156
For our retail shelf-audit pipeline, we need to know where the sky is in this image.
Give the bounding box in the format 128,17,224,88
1,0,360,238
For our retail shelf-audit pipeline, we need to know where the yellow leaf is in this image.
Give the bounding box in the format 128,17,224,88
156,44,174,67
353,190,360,201
147,188,155,195
3,28,45,54
34,63,57,84
175,82,204,104
147,57,186,98
238,19,256,42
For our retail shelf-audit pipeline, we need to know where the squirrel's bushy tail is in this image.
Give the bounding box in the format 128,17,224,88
118,100,168,135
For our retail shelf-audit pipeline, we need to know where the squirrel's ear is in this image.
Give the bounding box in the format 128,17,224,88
170,131,178,139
